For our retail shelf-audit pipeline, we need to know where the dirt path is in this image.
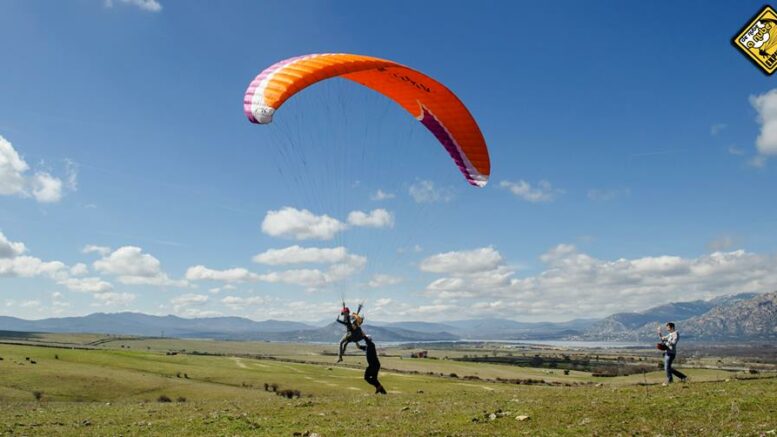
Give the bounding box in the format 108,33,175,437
456,382,496,391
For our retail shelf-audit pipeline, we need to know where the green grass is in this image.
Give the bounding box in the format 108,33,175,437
1,341,776,436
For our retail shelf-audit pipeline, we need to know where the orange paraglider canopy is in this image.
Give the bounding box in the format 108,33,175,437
244,53,490,187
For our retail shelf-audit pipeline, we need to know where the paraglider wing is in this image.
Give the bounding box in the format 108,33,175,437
244,53,490,187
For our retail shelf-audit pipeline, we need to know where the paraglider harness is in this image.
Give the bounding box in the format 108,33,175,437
336,302,366,361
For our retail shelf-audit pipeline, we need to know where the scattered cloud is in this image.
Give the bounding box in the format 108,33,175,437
587,187,630,202
500,180,562,203
170,293,219,317
0,135,73,203
419,243,777,320
19,300,41,308
259,252,366,289
188,246,366,290
83,245,111,256
710,123,727,136
58,276,113,294
92,292,136,306
93,246,187,287
30,172,63,203
65,159,78,191
221,295,269,310
253,246,349,265
0,135,28,197
171,293,208,306
370,189,396,201
0,232,26,258
0,255,66,278
408,180,454,203
750,88,777,156
51,291,71,312
262,207,347,241
69,263,89,276
185,265,260,283
367,274,402,288
420,247,504,274
728,145,745,156
347,209,394,228
105,0,162,12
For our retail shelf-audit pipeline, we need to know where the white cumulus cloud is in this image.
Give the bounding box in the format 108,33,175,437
420,247,504,274
500,180,562,203
69,263,89,276
262,207,347,241
185,265,261,283
58,277,113,294
31,172,63,203
0,256,66,278
94,246,186,287
347,209,394,228
408,180,454,203
420,244,777,321
751,88,777,156
253,246,348,265
0,135,74,203
0,232,27,258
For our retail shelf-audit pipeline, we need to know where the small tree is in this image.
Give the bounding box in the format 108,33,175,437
33,391,44,401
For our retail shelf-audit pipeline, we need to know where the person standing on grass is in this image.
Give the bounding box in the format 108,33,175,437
358,335,386,394
658,322,687,385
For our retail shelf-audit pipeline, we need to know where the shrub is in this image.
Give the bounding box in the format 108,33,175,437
449,373,458,378
748,369,759,375
33,391,43,401
176,372,181,378
184,373,189,379
264,383,270,391
157,395,172,403
30,360,37,364
176,396,187,402
563,369,570,375
54,354,59,360
270,383,279,392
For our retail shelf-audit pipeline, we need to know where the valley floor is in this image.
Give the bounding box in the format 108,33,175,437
0,336,776,436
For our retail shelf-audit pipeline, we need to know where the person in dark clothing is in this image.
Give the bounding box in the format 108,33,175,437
658,322,687,385
358,336,386,394
335,306,366,362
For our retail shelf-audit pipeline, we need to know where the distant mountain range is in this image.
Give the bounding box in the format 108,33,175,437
579,292,775,341
1,291,775,343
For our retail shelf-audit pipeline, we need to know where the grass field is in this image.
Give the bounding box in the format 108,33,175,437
1,337,776,436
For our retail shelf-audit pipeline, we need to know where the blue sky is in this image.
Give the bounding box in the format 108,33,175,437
1,0,776,322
